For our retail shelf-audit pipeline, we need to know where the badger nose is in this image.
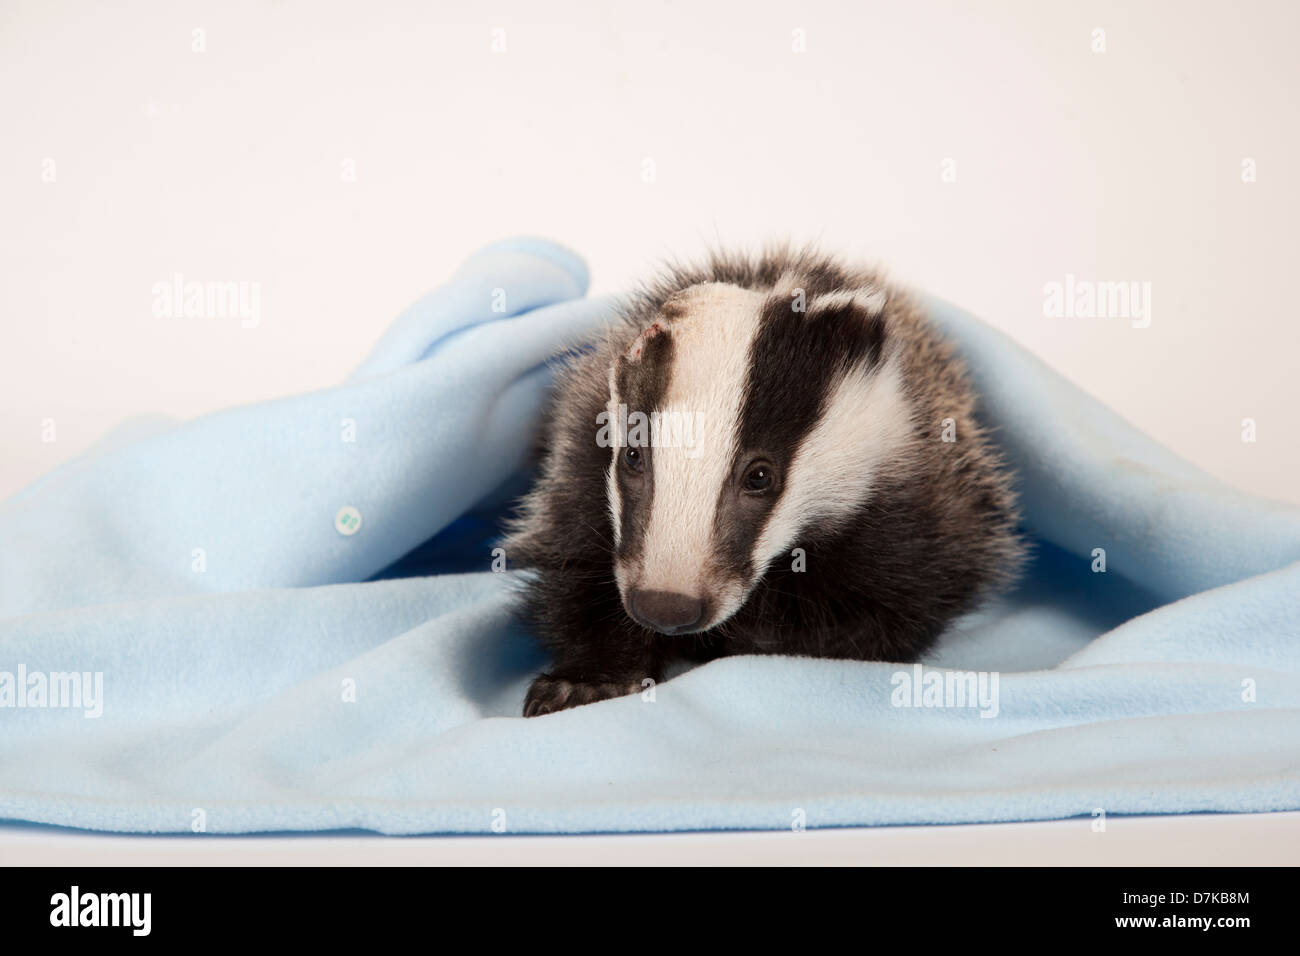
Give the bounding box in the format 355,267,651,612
629,589,705,634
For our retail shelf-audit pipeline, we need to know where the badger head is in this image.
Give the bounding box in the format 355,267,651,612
604,279,917,635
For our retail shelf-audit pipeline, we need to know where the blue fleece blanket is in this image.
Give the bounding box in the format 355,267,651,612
2,238,1297,835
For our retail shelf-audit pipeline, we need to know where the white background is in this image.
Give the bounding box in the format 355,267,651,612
2,0,1297,504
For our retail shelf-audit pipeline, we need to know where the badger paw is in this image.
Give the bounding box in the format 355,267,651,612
522,674,644,717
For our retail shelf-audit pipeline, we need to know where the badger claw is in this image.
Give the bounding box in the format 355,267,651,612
522,674,643,717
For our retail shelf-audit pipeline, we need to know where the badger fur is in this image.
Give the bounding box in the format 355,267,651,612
504,247,1025,717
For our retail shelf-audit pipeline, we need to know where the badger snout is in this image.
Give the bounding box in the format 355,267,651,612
627,588,707,635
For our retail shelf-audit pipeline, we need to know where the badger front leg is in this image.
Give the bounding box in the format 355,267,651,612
521,570,664,717
523,635,663,716
524,672,650,716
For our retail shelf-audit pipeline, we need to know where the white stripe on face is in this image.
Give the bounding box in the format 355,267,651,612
614,283,766,600
751,352,915,573
605,363,624,547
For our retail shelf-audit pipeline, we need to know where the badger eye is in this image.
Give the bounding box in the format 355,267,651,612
742,461,774,494
622,446,645,473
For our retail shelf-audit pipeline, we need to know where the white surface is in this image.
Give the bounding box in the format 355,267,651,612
2,813,1297,866
1,0,1296,863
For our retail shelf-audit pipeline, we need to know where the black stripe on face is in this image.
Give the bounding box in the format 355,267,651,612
612,326,675,563
712,293,887,579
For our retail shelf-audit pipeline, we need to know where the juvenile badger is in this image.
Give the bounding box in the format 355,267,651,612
505,248,1024,716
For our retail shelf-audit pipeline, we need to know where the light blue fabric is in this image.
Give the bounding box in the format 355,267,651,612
1,238,1297,835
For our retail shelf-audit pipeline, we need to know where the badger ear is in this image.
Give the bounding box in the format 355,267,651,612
807,288,888,318
802,287,889,370
620,320,670,365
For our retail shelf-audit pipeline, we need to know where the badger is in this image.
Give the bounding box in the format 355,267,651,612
504,247,1025,717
